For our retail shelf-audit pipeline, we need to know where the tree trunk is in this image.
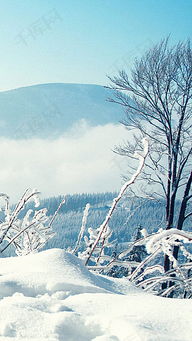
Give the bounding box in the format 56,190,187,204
173,171,192,260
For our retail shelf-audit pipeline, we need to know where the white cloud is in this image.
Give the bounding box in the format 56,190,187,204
0,123,130,202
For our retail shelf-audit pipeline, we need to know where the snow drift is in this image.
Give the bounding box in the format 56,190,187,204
0,248,191,341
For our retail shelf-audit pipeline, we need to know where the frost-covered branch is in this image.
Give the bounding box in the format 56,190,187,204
0,189,40,245
85,138,149,266
0,189,63,256
121,227,192,298
72,203,90,255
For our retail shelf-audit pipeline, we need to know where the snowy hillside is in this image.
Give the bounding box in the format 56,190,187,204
0,248,191,341
0,83,123,139
0,193,167,258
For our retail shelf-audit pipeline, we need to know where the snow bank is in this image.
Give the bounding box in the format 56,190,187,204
0,248,191,340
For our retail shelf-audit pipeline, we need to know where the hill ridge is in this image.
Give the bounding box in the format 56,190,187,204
0,83,123,139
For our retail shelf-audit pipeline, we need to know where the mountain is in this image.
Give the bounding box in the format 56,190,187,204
0,83,124,139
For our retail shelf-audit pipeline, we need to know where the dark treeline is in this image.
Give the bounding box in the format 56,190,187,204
39,192,117,215
2,192,189,258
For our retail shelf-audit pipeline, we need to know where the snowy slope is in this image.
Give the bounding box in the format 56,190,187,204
0,249,192,341
0,83,123,139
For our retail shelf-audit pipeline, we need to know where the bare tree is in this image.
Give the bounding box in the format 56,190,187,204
108,38,192,274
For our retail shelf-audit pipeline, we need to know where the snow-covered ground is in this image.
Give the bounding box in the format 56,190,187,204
0,249,191,341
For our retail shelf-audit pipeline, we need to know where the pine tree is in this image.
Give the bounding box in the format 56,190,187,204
107,225,148,278
126,225,148,263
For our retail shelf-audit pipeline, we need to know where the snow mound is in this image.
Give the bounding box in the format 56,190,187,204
0,249,126,298
0,248,192,341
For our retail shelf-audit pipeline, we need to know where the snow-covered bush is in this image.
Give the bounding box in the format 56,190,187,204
97,227,192,298
127,228,192,298
79,223,114,266
0,189,63,256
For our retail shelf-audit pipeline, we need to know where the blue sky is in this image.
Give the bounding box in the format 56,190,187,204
0,0,191,91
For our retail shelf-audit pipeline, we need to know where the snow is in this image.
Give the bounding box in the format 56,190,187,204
0,249,192,341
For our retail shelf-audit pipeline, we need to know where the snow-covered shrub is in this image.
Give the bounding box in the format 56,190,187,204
115,228,192,298
0,189,63,256
79,223,114,266
83,224,192,298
